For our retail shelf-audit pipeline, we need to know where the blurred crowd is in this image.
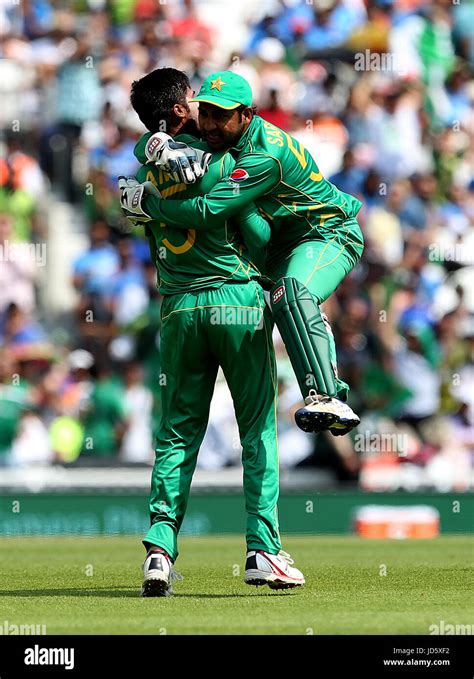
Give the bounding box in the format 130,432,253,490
0,0,472,490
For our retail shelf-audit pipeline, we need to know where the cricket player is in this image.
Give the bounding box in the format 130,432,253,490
120,68,305,596
122,71,365,437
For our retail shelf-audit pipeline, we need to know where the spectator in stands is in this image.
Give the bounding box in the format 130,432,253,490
0,303,46,348
120,361,153,464
330,149,367,197
0,138,44,242
73,219,119,350
0,212,37,315
54,33,101,201
0,350,30,464
106,236,149,328
80,359,127,459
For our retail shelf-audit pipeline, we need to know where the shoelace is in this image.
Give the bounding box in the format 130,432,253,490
306,389,332,405
170,569,184,582
277,550,295,565
163,569,183,597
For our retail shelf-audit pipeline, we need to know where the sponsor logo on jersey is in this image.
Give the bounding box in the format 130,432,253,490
229,168,249,182
272,285,285,305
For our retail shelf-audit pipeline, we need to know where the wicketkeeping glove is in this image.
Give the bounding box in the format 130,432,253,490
117,176,160,227
144,132,211,184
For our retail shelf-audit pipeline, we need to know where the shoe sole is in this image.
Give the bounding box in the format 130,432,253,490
295,408,359,436
328,418,360,436
140,576,172,597
244,571,304,590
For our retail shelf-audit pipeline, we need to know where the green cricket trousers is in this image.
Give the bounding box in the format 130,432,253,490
268,216,365,400
144,280,281,562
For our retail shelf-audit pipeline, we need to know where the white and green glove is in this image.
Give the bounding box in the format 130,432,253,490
118,176,160,229
144,132,211,184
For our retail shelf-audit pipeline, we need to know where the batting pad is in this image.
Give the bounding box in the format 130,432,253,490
270,277,338,398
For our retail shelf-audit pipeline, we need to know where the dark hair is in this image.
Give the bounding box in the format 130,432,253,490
234,104,257,123
236,104,257,121
236,104,258,114
130,68,191,133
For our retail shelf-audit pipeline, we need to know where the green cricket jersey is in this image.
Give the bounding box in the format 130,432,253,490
143,116,363,266
135,132,271,295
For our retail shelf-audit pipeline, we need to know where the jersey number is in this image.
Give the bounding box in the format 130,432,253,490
263,122,323,182
146,171,196,254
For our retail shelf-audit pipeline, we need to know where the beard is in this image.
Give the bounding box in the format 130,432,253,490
203,126,244,150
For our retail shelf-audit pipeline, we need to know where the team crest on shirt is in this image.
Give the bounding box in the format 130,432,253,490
229,168,249,182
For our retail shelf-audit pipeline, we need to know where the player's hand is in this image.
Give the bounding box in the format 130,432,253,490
144,132,211,184
194,147,212,178
117,176,160,226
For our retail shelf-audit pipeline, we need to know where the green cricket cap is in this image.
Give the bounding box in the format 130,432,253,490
189,71,253,110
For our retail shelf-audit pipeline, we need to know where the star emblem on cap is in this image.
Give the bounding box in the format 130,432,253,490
210,77,226,91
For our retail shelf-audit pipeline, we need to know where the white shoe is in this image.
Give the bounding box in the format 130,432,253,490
245,550,305,589
140,548,179,597
295,390,360,435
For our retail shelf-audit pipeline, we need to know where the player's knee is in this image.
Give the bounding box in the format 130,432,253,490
270,276,306,308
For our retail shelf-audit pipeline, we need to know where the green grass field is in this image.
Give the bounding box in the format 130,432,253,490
0,535,472,635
